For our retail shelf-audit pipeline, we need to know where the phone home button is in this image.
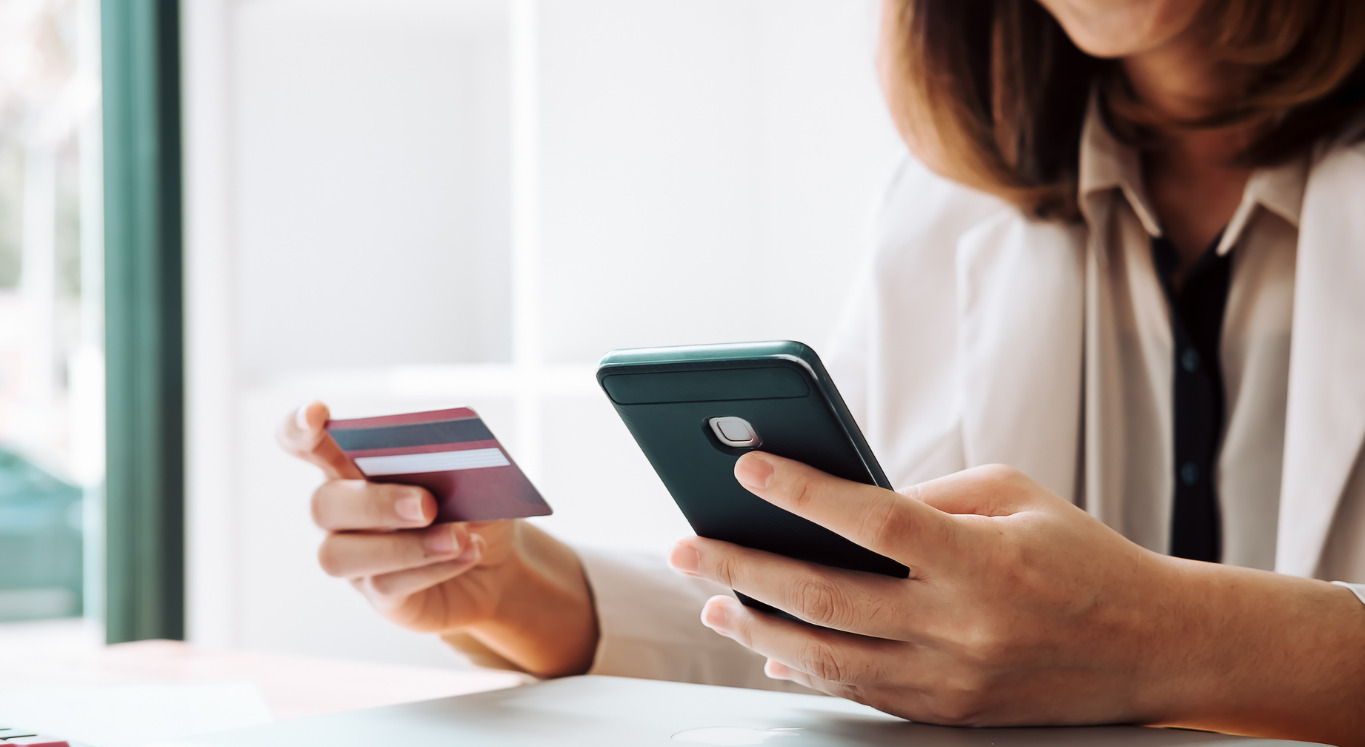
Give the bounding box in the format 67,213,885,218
709,417,760,448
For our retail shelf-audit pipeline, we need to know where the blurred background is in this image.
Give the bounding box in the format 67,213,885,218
2,0,901,669
0,0,103,633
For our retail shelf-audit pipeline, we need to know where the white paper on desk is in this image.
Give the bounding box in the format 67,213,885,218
0,682,273,747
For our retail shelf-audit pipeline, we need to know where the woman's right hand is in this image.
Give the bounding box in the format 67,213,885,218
277,401,600,676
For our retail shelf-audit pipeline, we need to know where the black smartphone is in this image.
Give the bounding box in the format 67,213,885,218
596,341,909,618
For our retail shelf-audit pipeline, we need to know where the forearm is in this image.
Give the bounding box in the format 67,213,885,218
574,546,815,692
1152,558,1365,744
465,522,600,678
443,528,792,689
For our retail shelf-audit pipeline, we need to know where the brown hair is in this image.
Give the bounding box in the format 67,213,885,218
881,0,1365,221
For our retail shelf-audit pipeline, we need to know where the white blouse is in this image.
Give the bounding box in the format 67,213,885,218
1075,100,1305,568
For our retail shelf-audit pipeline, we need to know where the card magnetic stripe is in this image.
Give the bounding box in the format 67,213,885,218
330,419,495,451
355,449,510,476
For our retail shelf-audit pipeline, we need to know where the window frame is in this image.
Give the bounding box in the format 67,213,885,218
101,0,185,643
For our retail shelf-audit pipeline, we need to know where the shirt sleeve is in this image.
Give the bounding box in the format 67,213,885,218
578,546,815,693
439,546,813,693
1332,581,1365,606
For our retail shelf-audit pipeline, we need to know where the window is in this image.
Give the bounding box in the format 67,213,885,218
0,0,104,629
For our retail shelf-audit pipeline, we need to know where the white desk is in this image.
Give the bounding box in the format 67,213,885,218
0,638,529,722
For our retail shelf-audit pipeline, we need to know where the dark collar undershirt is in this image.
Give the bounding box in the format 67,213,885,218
1150,233,1233,563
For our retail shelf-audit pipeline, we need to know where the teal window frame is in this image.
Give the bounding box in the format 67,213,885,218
101,0,185,643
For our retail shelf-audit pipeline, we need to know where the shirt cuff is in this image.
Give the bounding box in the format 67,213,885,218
1331,581,1365,606
577,545,815,694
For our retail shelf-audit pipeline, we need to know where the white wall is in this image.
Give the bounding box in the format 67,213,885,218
234,0,513,375
184,0,901,668
537,0,899,359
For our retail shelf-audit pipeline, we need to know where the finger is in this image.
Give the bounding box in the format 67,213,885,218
670,537,912,639
734,452,962,569
765,659,854,698
699,595,900,688
318,523,470,578
764,658,798,681
764,659,917,721
355,537,484,613
902,464,1040,517
277,401,363,480
312,479,437,531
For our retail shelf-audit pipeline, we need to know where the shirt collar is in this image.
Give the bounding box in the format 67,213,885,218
1215,155,1307,254
1077,93,1309,255
1078,95,1163,238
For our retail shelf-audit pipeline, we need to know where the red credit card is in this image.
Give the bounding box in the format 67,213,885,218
325,407,552,522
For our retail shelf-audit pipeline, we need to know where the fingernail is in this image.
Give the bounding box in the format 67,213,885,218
454,535,482,564
668,544,700,576
764,659,792,680
395,491,426,522
425,525,460,555
735,453,774,490
701,598,731,634
295,404,312,431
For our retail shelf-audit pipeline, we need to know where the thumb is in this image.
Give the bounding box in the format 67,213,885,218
735,451,962,572
276,401,363,480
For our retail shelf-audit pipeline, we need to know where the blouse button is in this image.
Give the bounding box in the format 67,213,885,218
1181,348,1200,373
1180,462,1200,486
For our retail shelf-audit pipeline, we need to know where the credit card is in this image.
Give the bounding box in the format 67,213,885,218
325,407,552,522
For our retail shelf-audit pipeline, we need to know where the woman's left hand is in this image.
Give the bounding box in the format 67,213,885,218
667,454,1196,728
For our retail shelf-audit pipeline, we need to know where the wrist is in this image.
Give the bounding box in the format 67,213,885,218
466,523,600,677
1127,552,1224,725
1129,557,1365,742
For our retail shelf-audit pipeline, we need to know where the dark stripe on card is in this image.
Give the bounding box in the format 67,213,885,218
330,419,495,451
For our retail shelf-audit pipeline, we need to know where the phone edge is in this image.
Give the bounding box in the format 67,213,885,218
595,341,893,490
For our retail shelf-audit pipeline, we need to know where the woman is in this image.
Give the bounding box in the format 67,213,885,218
280,0,1365,742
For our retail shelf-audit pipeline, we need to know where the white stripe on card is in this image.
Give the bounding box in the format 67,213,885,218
355,448,510,476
